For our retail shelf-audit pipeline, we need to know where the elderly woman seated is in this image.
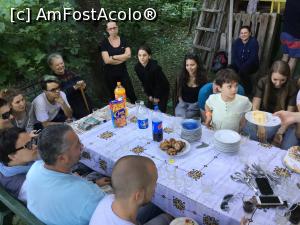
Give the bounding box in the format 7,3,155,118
47,53,93,119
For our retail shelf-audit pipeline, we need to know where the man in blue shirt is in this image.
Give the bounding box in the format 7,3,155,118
25,124,109,225
198,70,245,119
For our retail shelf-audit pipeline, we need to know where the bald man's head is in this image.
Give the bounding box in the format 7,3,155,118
112,156,157,199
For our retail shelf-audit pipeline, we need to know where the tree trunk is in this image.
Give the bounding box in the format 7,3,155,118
76,0,110,106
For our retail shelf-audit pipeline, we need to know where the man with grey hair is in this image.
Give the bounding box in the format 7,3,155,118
48,53,93,119
25,124,109,225
90,155,172,225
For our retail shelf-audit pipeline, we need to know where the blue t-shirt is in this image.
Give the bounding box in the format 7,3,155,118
198,82,245,110
25,161,105,225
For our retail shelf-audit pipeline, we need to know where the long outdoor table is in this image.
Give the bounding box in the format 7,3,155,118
72,106,300,225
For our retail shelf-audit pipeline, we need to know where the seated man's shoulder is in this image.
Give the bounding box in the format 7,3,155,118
32,93,46,105
90,195,124,225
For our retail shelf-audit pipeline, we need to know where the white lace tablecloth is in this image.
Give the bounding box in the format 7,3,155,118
74,106,300,225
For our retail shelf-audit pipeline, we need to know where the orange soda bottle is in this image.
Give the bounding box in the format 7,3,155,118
114,82,128,116
114,82,126,102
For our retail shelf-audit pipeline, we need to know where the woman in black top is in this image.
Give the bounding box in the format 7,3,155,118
135,46,170,113
175,53,208,118
100,21,137,103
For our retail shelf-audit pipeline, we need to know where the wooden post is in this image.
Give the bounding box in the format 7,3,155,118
228,0,234,64
80,87,90,113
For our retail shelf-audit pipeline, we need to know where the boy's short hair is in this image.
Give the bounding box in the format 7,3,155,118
40,75,60,91
215,68,239,87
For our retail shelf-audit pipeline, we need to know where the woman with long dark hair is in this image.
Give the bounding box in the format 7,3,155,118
175,53,208,118
245,60,298,148
134,45,170,112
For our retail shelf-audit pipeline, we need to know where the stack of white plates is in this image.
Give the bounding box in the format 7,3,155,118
214,129,241,153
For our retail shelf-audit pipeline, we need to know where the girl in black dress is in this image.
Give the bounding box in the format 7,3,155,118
134,46,170,113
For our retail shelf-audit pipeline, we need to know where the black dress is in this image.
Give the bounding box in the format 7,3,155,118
100,36,137,103
135,59,170,112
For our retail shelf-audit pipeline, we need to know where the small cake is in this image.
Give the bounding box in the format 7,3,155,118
283,146,300,174
252,111,267,125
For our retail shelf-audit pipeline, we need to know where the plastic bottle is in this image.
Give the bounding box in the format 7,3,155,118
137,101,149,129
114,82,126,102
114,82,128,116
152,105,163,142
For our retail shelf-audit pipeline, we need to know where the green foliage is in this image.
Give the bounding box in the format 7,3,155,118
0,0,199,101
0,0,97,87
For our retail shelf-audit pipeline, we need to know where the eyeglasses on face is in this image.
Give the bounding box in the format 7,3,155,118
0,109,12,120
15,138,37,151
47,87,60,93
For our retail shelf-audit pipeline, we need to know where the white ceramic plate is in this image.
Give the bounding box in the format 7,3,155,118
214,129,241,144
170,217,199,225
245,110,281,127
159,138,191,157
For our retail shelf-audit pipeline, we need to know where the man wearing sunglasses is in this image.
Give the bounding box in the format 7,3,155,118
0,98,14,130
32,75,73,128
0,127,38,201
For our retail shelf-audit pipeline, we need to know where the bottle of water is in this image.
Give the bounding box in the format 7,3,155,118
152,105,163,142
137,101,149,129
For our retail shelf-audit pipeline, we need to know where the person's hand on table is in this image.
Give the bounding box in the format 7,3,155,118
257,126,266,143
95,177,111,187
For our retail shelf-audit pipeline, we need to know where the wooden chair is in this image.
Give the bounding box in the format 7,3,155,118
0,186,44,225
231,12,279,81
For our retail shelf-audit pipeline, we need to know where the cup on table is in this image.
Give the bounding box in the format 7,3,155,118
242,195,256,221
201,178,214,194
92,108,99,116
274,207,289,225
135,100,143,108
240,130,250,145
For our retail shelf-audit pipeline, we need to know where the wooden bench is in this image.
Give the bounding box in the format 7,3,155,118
0,186,44,225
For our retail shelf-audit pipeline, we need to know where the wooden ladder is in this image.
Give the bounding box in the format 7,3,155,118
193,0,228,71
